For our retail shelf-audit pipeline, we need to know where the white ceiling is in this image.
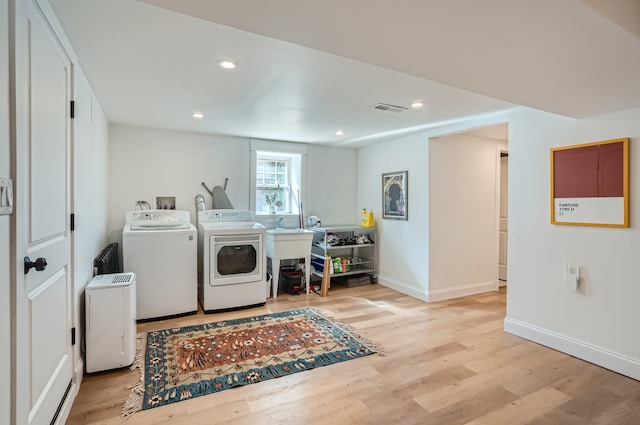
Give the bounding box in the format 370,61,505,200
49,0,640,146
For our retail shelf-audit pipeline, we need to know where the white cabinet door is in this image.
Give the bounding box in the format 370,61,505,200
15,1,73,424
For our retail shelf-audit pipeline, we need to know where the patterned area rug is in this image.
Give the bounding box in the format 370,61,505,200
122,308,382,419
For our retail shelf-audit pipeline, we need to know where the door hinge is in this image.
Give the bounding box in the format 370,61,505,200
71,327,76,346
70,100,75,119
70,213,75,231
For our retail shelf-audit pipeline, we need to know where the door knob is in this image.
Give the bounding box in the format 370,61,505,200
24,256,47,274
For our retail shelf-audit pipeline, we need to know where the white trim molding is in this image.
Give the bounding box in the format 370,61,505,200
52,380,76,425
249,141,308,215
377,275,428,302
377,277,500,303
427,280,499,302
250,138,308,154
504,317,640,381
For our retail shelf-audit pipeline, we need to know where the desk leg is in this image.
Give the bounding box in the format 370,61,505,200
320,256,330,297
305,256,310,294
271,258,280,299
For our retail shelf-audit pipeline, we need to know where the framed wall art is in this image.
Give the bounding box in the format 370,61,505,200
382,171,408,220
550,138,629,227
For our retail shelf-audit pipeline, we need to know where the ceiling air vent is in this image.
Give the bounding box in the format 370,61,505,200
371,103,408,113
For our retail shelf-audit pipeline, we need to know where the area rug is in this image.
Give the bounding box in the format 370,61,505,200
122,308,382,419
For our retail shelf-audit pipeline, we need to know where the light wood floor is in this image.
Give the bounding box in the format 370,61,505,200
66,284,640,425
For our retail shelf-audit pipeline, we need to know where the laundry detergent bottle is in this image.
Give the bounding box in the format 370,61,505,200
360,209,368,226
360,209,374,227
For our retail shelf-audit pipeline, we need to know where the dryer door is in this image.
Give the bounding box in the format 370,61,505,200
210,234,263,286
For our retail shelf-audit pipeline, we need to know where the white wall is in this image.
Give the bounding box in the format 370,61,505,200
357,133,430,300
428,133,502,300
108,125,251,245
505,107,640,380
305,144,358,225
108,125,358,248
72,68,109,383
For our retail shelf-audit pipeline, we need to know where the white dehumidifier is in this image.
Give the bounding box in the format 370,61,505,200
85,272,136,373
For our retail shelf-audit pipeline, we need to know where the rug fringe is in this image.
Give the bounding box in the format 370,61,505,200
307,307,385,356
121,333,146,420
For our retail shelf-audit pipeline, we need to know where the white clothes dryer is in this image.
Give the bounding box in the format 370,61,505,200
198,209,267,312
123,210,197,320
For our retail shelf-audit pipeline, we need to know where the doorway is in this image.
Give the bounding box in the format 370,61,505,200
498,146,508,285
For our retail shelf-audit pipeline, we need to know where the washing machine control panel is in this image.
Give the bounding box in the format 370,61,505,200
199,209,254,222
126,210,191,223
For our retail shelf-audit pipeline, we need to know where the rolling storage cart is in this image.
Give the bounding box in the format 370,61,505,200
310,225,376,285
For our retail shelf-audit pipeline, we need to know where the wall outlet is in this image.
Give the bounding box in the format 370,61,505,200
566,264,580,290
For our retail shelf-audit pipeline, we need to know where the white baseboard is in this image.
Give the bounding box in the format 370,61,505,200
74,358,84,394
427,280,499,302
53,380,77,425
376,277,499,303
504,317,640,381
53,358,83,425
376,275,428,302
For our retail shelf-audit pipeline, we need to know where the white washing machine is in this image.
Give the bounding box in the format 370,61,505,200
85,272,136,373
123,210,197,320
198,209,267,312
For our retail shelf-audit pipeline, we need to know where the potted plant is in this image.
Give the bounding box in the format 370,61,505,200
265,192,277,214
264,183,282,214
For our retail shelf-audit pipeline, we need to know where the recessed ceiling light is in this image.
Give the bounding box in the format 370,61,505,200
217,59,237,70
192,112,204,119
336,130,345,136
411,101,425,109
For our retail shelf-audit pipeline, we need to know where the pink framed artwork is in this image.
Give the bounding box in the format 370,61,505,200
550,138,629,227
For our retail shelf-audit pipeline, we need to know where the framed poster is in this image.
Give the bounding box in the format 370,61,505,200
382,171,408,220
550,138,629,227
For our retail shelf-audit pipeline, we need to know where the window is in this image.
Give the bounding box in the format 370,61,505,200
250,140,306,216
256,155,292,213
